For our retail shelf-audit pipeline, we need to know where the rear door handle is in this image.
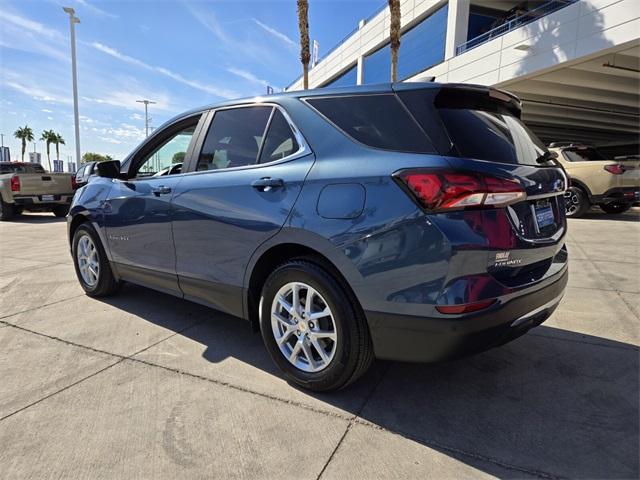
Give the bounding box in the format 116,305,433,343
151,186,172,196
251,177,284,192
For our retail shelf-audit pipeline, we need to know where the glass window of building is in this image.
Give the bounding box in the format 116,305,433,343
363,4,448,84
322,64,358,88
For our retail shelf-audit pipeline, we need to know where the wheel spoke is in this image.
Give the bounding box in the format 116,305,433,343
277,328,296,346
304,287,314,315
310,337,329,363
292,283,300,315
272,311,293,328
277,295,294,316
310,330,336,341
308,308,331,321
288,341,302,362
300,340,317,370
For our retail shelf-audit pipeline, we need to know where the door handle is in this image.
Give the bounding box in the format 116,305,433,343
151,186,172,196
251,177,284,192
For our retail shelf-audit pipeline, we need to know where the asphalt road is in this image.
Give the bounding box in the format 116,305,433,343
1,208,638,479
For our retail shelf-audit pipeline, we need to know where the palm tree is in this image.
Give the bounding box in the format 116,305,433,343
53,133,65,162
389,0,401,82
13,126,34,162
296,0,310,89
40,129,56,171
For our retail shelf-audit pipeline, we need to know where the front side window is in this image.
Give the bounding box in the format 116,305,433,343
135,121,198,178
306,94,436,153
197,106,272,171
259,110,299,163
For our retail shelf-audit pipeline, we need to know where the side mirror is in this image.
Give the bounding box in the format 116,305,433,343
96,160,121,179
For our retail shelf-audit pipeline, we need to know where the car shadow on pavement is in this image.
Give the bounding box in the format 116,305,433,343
97,283,639,479
573,208,640,222
6,213,67,224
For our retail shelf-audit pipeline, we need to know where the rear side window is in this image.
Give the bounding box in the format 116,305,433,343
305,94,436,153
197,106,272,171
259,110,299,163
563,147,606,162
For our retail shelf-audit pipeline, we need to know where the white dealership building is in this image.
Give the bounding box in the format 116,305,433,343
287,0,639,151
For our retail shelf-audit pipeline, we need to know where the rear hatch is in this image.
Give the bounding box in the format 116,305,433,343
395,84,567,293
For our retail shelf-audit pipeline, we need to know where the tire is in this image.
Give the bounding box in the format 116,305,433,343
600,202,632,214
72,222,120,297
0,198,15,221
52,205,70,217
259,259,373,392
564,186,589,218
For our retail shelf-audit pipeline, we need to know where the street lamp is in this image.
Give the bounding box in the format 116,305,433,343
136,99,156,137
63,7,81,165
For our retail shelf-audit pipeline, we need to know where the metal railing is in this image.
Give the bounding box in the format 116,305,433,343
456,0,578,55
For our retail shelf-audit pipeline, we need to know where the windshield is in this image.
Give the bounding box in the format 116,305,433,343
563,147,606,162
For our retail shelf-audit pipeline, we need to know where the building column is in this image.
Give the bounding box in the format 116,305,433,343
444,0,470,60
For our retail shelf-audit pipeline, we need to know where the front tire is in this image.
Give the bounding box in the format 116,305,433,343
600,202,632,214
72,223,120,297
564,186,589,218
259,259,373,392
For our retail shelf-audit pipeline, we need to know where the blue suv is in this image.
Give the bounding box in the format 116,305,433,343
68,83,568,391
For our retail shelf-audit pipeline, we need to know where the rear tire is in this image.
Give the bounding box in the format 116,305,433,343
52,205,70,217
259,259,373,392
600,202,632,214
0,198,15,221
564,186,589,218
72,222,120,297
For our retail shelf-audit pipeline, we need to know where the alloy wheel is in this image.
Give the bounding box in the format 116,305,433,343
77,234,100,287
564,188,581,216
270,281,338,373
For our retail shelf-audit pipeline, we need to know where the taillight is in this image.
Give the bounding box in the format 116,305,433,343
604,164,624,175
71,175,78,189
10,175,20,192
394,169,526,211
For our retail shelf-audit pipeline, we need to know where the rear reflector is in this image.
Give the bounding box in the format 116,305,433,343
10,175,20,192
436,299,496,314
394,169,525,211
604,164,625,175
71,175,78,189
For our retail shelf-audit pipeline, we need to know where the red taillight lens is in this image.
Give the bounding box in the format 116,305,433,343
395,169,525,211
10,175,20,192
604,164,624,175
436,299,496,314
71,175,78,189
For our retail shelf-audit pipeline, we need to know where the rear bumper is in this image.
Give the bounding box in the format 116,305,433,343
591,187,640,204
13,195,73,207
365,266,568,362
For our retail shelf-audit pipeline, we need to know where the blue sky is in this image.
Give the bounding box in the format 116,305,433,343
0,0,380,162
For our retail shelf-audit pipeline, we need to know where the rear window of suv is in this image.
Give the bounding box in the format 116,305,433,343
562,147,606,162
305,94,436,153
398,88,550,166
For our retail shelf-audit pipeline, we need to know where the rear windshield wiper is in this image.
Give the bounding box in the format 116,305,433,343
535,151,557,164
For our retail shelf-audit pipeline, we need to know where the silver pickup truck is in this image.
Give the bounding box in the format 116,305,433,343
0,162,76,221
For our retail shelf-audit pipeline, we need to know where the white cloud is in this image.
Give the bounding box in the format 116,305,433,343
73,0,118,19
226,67,270,88
0,10,67,61
5,80,71,105
129,113,144,121
42,109,53,113
89,42,240,99
252,19,297,48
0,10,61,38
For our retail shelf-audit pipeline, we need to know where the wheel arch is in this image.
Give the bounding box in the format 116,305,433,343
568,177,592,199
244,232,364,330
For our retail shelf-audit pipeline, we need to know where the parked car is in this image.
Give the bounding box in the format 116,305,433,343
74,161,97,188
0,162,76,220
68,83,569,391
548,143,640,217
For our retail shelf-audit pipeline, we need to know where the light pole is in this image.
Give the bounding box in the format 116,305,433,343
136,99,156,137
63,7,81,165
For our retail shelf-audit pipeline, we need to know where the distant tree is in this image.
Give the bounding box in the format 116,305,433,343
82,152,113,163
172,151,185,164
13,125,34,162
297,0,310,89
40,129,56,171
389,0,401,82
53,133,65,161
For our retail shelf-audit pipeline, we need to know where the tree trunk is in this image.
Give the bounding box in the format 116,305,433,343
47,143,52,171
388,0,401,83
297,0,310,89
21,139,25,161
55,144,60,162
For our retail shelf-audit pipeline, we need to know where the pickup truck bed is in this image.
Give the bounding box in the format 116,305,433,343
0,162,76,220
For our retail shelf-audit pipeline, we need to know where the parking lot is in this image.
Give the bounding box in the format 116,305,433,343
0,209,638,479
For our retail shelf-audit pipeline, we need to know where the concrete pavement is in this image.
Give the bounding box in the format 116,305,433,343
0,209,638,479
